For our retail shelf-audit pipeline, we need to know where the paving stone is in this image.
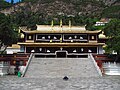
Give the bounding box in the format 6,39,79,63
0,76,120,90
0,57,120,90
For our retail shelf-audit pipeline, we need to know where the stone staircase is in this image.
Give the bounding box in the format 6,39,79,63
25,56,100,78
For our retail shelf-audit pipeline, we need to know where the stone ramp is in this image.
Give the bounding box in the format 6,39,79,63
25,57,100,78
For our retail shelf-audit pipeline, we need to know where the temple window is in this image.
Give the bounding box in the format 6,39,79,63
39,48,42,51
88,49,92,53
47,50,50,52
80,37,83,39
73,49,77,52
31,50,35,53
48,36,51,39
54,36,57,39
81,48,84,52
92,36,95,40
36,34,61,42
74,36,77,39
27,34,33,40
69,37,72,39
42,36,45,39
89,35,96,40
60,47,63,50
29,36,32,39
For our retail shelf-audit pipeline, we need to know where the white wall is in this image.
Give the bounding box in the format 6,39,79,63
6,48,20,54
98,46,104,54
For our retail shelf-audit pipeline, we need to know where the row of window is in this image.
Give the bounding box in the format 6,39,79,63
26,34,97,41
36,35,87,40
26,47,97,53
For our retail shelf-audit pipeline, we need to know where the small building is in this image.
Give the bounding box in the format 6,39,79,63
6,44,21,54
95,18,110,26
18,24,105,58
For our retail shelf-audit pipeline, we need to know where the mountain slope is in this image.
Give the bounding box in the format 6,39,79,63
1,0,105,17
0,0,120,28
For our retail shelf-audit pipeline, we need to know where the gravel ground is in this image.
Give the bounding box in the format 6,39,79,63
0,76,120,90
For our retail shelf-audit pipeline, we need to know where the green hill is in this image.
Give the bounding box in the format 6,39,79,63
102,5,120,18
0,0,120,28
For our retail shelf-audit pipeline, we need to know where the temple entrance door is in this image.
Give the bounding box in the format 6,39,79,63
56,50,67,58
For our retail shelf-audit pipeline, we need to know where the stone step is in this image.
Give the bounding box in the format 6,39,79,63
25,57,100,78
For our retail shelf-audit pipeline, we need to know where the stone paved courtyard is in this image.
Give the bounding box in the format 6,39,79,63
0,76,120,90
0,58,120,90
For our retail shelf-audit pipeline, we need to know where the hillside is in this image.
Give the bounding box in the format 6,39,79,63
0,0,120,28
1,0,105,16
102,0,120,18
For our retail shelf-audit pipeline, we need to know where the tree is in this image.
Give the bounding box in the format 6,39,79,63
0,0,11,10
85,18,99,30
11,0,14,4
0,13,18,54
103,19,120,62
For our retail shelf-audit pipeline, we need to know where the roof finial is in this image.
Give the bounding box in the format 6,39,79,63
18,29,21,33
60,19,63,31
51,20,54,30
69,20,71,31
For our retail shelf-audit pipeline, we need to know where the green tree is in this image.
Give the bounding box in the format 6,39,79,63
0,0,11,10
85,18,99,30
11,0,14,4
103,19,120,62
0,13,18,54
21,0,24,2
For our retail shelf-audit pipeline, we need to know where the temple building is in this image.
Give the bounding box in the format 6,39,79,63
18,23,105,58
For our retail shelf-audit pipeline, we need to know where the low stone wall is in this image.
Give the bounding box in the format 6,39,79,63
0,53,30,76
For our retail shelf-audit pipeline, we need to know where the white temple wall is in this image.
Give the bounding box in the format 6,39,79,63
98,46,104,54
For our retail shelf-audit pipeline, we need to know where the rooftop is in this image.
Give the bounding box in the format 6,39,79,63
20,25,101,34
36,25,86,31
7,44,20,49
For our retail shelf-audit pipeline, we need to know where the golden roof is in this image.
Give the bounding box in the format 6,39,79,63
36,25,86,31
98,32,107,39
20,33,25,38
20,25,101,34
18,42,105,47
21,30,101,34
7,44,20,49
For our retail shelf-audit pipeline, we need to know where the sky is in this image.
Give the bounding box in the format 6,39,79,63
6,0,20,3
